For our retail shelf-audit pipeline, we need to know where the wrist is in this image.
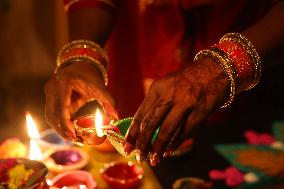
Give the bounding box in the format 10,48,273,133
194,33,262,108
195,50,236,108
63,61,108,84
218,33,261,91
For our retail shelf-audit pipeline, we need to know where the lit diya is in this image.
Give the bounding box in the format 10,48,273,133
36,129,72,151
73,113,136,157
0,138,27,158
73,111,120,146
0,158,48,189
100,161,143,189
73,110,158,158
43,147,89,173
49,170,97,189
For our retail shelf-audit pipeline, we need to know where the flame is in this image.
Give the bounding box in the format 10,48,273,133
26,113,40,139
95,109,104,137
29,139,42,160
26,113,42,160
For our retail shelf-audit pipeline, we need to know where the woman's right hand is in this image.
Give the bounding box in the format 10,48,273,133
44,61,118,141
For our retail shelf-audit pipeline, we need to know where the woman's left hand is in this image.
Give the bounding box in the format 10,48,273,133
124,57,230,166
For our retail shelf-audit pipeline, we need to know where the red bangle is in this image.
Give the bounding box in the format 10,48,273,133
220,33,262,91
60,47,108,69
214,40,254,92
194,33,261,108
56,40,109,85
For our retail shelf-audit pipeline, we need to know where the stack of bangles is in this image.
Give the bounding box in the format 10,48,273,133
56,40,109,86
194,33,261,108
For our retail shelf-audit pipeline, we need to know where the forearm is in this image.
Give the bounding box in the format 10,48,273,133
195,1,284,94
243,1,284,69
68,7,115,46
63,0,120,46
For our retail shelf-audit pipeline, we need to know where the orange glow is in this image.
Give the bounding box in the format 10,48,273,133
29,139,42,160
26,113,40,139
95,109,104,137
26,113,42,160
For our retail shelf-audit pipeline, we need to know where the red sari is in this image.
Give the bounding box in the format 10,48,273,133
106,0,271,118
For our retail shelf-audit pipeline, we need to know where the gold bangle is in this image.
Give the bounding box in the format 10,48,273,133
55,58,108,86
56,40,108,85
211,47,239,88
57,40,108,67
220,33,261,90
194,49,236,108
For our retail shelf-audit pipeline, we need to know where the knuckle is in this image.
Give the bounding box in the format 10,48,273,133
125,134,136,144
140,118,151,131
132,116,142,126
196,104,211,115
125,125,140,142
156,135,168,146
44,78,55,93
149,79,161,92
163,97,174,105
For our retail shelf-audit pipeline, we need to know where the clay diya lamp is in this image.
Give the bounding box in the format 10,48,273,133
43,147,89,173
36,129,72,151
74,115,157,158
49,170,97,189
172,177,213,189
100,161,143,189
0,158,48,189
0,138,27,158
73,113,119,152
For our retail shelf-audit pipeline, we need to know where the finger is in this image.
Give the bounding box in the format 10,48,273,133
76,82,119,120
165,123,190,157
93,86,118,118
45,101,69,140
124,89,158,155
169,94,218,154
136,99,172,161
69,97,88,117
44,77,69,139
56,80,77,140
86,83,116,114
150,104,188,166
123,112,143,155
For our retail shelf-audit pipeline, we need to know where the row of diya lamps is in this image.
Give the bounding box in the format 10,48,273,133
0,110,144,189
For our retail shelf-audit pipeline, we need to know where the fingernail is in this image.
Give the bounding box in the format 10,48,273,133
150,152,160,166
114,112,119,120
136,151,142,162
163,149,173,158
69,132,77,141
124,142,134,155
64,131,71,138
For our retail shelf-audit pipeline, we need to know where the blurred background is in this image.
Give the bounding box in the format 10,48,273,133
0,1,283,188
0,0,68,141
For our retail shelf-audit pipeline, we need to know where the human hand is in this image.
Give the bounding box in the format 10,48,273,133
124,57,229,166
44,62,118,141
